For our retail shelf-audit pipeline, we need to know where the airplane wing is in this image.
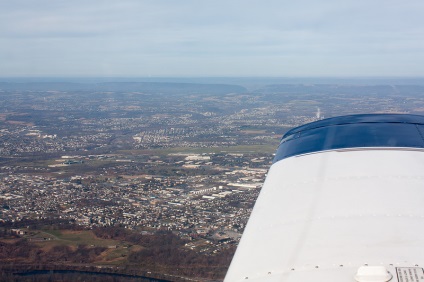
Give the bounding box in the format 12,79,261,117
225,114,424,282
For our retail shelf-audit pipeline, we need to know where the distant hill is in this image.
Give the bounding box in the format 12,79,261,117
256,83,424,96
0,81,247,94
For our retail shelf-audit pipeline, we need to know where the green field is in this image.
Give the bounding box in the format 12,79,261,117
38,230,122,246
119,143,280,156
20,229,138,265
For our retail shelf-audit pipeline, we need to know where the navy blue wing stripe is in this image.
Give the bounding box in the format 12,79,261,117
274,114,424,163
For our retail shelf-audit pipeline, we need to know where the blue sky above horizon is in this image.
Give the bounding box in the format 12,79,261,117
1,0,424,77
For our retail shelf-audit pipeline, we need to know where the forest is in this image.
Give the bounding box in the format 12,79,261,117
0,220,235,281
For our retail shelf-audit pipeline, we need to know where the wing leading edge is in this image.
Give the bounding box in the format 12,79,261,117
225,114,424,282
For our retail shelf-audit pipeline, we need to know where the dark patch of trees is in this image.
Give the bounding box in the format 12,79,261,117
93,227,186,249
0,239,106,264
44,245,107,264
0,223,236,280
128,245,235,279
0,239,34,260
93,226,235,279
93,226,130,240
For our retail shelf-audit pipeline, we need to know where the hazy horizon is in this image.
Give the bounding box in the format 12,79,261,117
2,76,424,88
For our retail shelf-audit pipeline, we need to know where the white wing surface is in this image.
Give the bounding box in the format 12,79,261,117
225,114,424,282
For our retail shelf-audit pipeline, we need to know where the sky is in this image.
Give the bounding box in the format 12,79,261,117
1,0,424,77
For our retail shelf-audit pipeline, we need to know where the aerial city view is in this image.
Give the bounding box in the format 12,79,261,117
1,80,424,281
1,0,424,281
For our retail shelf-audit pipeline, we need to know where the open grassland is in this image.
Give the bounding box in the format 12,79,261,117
120,143,280,156
39,230,120,246
19,229,141,266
